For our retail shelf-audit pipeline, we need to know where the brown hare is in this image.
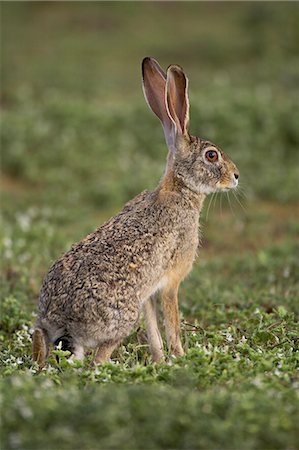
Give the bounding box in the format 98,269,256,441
32,57,239,368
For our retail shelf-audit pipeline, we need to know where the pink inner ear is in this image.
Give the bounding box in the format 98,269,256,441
166,66,189,137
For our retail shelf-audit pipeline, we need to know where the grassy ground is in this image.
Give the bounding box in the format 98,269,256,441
1,3,299,449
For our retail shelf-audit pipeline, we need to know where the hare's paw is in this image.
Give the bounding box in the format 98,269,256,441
151,350,165,363
93,340,120,365
169,343,185,358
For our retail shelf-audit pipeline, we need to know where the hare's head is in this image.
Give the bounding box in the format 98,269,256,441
142,57,239,195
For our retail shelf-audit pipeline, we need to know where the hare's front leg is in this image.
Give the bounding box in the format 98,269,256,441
143,296,164,362
94,340,120,365
161,284,184,357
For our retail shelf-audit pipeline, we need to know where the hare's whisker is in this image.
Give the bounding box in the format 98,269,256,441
236,184,248,199
212,192,218,212
205,192,215,222
233,189,247,214
220,192,223,217
226,191,237,219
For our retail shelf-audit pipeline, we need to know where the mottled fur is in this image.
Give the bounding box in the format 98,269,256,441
33,58,239,367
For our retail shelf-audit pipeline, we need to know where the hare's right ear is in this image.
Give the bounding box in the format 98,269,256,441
166,64,190,139
142,57,175,150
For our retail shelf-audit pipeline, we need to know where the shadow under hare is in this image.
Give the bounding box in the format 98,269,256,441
32,57,239,368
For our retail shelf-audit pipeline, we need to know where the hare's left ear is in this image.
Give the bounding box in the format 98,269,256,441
166,65,190,139
142,57,176,150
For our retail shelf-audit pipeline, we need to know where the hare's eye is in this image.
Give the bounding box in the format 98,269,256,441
205,150,218,162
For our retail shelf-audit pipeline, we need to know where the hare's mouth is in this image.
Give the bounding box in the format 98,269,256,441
216,176,238,192
198,175,239,195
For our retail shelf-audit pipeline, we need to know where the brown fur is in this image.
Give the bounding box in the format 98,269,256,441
32,328,48,368
32,58,239,368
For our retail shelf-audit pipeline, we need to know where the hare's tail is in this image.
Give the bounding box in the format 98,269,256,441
32,327,49,369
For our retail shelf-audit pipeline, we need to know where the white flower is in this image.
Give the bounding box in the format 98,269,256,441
239,336,247,346
16,213,31,232
224,331,233,342
251,376,263,387
3,237,12,248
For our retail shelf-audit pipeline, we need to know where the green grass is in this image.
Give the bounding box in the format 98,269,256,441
1,3,299,449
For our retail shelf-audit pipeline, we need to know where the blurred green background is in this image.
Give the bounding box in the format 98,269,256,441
1,2,299,449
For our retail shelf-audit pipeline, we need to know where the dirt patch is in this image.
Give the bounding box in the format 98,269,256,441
0,174,39,194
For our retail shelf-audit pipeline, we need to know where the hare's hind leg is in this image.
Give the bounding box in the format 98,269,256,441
94,340,120,365
161,283,184,357
143,296,164,362
32,327,49,369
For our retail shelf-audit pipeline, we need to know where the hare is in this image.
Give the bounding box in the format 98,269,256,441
32,57,239,368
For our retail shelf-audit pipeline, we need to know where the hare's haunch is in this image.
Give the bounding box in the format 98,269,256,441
32,58,239,368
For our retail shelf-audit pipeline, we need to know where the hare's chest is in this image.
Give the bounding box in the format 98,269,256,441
177,218,199,257
165,223,199,282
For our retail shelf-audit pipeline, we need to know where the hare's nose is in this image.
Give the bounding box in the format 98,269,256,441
234,173,239,180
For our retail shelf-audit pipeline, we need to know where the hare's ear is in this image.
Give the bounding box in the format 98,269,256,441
142,57,176,149
166,65,190,139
